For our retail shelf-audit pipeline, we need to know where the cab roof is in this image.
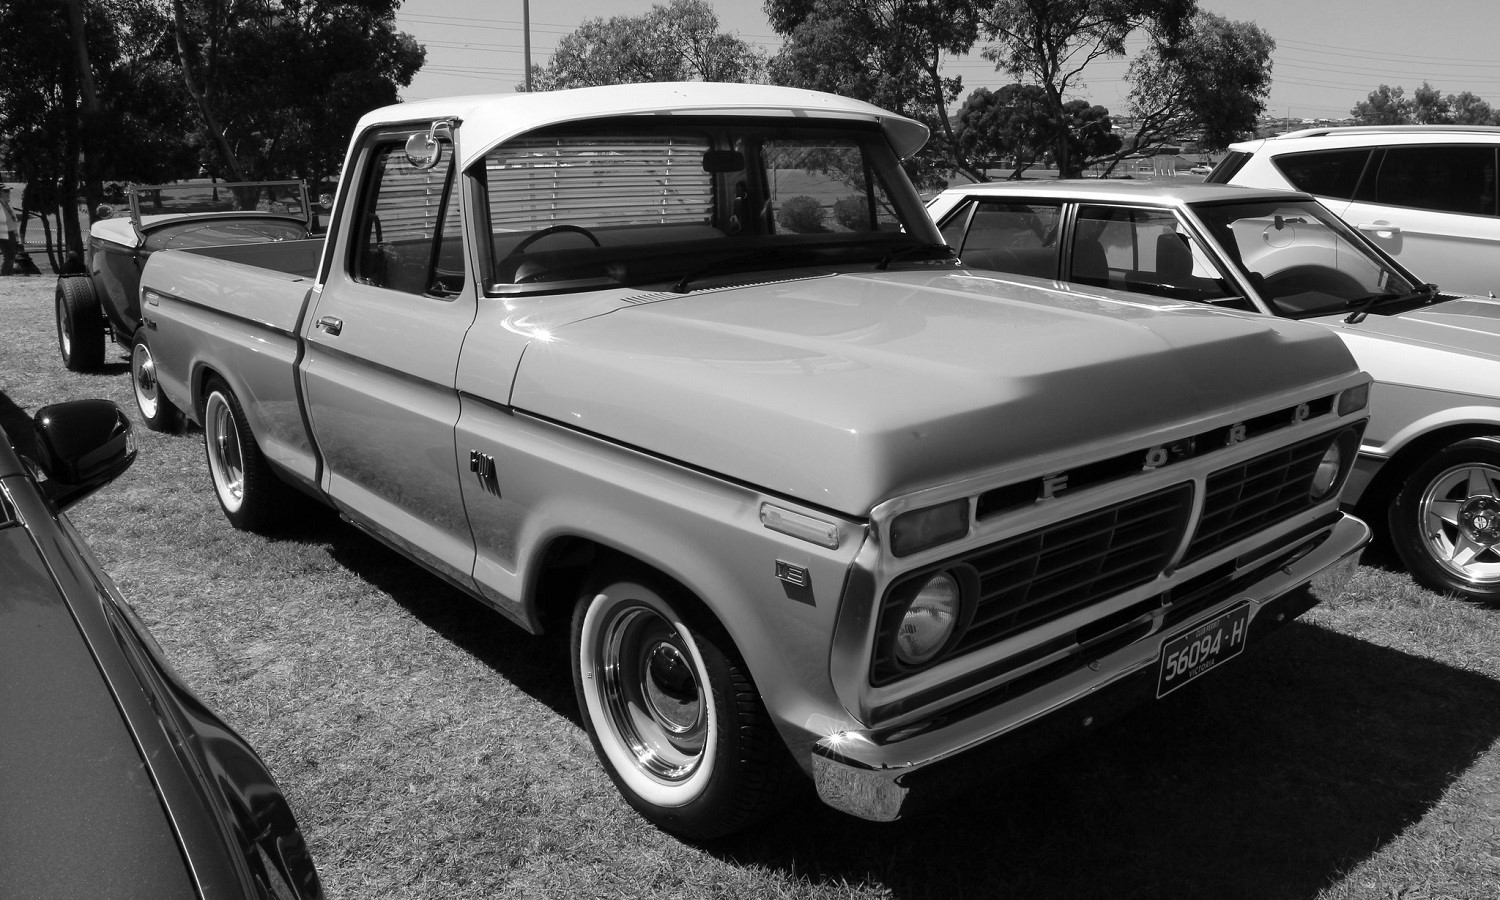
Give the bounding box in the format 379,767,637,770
354,82,931,169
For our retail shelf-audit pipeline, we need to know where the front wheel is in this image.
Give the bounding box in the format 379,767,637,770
202,378,284,532
1390,437,1500,602
55,277,106,371
571,568,795,840
131,338,181,432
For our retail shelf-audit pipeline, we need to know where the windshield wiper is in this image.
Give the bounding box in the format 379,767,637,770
673,249,813,294
876,242,956,271
1345,282,1438,324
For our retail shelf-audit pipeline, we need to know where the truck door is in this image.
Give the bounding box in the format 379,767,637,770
300,125,478,589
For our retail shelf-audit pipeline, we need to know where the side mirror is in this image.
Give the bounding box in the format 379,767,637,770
32,399,136,509
404,132,442,170
404,119,456,171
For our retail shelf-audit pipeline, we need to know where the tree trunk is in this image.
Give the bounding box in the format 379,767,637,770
172,0,246,182
62,0,103,225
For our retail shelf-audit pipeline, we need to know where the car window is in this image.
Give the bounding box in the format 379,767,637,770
350,137,464,297
1069,205,1245,307
474,120,935,291
937,199,973,247
1203,150,1252,184
952,200,1061,279
1368,145,1498,216
1193,199,1418,317
1271,149,1372,200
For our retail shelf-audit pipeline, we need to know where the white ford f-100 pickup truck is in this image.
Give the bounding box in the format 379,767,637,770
134,83,1372,839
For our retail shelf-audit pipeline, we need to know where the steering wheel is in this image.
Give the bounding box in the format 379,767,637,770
510,224,601,254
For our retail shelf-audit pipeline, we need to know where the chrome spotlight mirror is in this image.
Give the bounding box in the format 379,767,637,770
404,131,442,170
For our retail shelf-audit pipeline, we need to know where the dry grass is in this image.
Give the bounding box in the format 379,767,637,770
4,274,1500,899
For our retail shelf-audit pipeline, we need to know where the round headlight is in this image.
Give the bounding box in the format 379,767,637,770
894,572,962,667
1310,442,1343,499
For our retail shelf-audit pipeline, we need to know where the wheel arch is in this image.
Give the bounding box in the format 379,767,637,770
1355,423,1500,525
525,535,721,642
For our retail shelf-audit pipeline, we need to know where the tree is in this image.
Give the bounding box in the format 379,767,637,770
980,0,1196,178
1351,84,1412,125
1114,10,1274,170
765,0,984,188
1411,81,1452,124
954,84,1054,178
1351,83,1500,127
530,0,764,90
0,0,195,267
172,0,424,187
1450,91,1500,126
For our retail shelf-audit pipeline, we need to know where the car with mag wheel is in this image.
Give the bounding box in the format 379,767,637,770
928,178,1500,601
0,398,323,898
54,180,312,385
1208,126,1500,296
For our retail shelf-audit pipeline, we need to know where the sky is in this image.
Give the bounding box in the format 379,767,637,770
393,0,1500,123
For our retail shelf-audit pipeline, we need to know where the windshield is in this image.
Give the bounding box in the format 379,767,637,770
1191,199,1420,317
475,118,940,292
115,180,311,226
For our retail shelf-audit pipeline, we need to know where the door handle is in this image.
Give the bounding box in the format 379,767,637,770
1357,222,1401,237
316,316,343,336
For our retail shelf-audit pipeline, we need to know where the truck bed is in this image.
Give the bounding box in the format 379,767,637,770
184,237,324,280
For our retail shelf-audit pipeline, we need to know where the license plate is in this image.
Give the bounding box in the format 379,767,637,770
1156,602,1251,697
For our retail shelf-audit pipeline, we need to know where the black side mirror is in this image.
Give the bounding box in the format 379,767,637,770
32,399,136,509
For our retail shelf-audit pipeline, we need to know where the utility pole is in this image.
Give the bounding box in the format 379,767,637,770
523,0,532,92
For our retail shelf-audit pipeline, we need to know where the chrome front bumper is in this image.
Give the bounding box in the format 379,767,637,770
810,512,1370,822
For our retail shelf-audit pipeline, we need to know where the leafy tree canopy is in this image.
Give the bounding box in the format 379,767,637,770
1121,10,1274,161
529,0,765,91
954,84,1053,177
765,0,983,188
980,0,1196,177
1352,82,1500,126
172,0,423,185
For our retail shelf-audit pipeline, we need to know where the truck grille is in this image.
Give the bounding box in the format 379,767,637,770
1183,428,1346,564
872,484,1192,684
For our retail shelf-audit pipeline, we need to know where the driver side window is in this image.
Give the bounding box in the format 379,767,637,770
351,138,463,298
1071,205,1249,308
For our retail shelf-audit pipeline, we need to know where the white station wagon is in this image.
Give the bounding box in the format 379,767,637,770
929,179,1500,601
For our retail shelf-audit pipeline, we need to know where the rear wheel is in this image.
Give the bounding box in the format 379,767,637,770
571,567,795,840
1390,437,1500,602
202,378,283,532
56,277,106,372
131,338,181,432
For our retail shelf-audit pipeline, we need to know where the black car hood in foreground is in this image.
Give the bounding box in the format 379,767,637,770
0,524,199,898
0,430,322,899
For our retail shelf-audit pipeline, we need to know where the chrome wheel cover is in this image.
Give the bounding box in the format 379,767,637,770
600,605,708,782
204,393,246,512
1419,462,1500,586
132,343,161,419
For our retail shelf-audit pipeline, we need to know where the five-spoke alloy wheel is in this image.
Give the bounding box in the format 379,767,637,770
1392,437,1500,601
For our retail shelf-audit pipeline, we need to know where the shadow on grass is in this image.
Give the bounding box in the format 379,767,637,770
310,507,1500,896
714,622,1500,899
318,516,580,720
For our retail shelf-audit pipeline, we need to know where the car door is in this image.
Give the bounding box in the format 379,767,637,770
300,124,478,589
1335,144,1500,295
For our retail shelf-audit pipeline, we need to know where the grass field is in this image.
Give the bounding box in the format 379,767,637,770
4,273,1500,899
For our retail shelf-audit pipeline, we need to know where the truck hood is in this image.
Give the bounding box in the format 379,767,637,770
1314,295,1500,363
510,271,1356,514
